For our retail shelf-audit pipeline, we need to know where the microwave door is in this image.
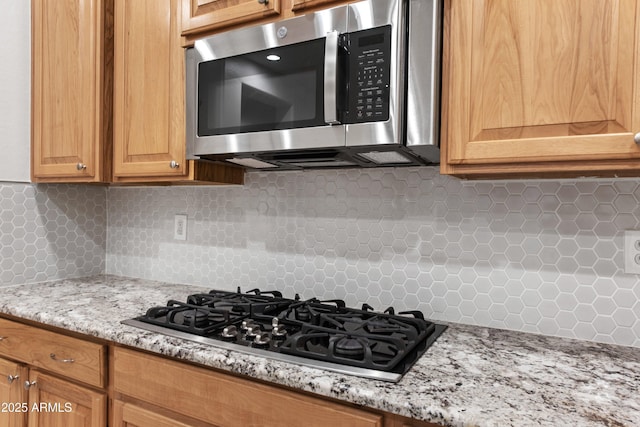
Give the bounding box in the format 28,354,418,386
187,35,347,157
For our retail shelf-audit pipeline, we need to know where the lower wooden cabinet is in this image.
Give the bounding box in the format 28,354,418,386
0,318,106,389
26,370,106,427
113,346,383,427
0,318,107,427
0,357,28,427
384,414,443,427
113,400,201,427
0,357,106,427
112,346,444,427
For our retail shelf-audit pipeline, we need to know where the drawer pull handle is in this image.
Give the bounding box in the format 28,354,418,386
50,353,75,364
7,374,19,384
24,380,36,390
0,336,5,341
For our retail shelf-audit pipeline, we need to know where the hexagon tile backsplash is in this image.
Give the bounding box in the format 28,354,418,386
106,167,640,347
0,183,106,286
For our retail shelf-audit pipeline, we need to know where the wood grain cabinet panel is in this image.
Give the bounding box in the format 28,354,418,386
383,414,444,427
32,0,242,185
181,0,282,36
0,358,28,427
113,400,203,427
113,0,187,179
113,346,383,427
31,0,112,183
291,0,344,12
441,0,640,177
0,318,106,389
113,0,244,184
26,370,106,427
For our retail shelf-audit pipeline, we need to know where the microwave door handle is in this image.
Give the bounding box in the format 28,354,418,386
324,30,340,125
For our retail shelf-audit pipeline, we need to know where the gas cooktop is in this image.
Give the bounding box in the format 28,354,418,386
122,288,446,382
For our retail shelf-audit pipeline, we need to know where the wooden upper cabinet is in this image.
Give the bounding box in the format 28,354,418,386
31,0,112,183
290,0,343,13
441,0,640,177
113,0,244,184
113,0,186,179
181,0,282,36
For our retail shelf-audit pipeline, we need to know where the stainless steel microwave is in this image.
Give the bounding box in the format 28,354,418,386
185,0,441,170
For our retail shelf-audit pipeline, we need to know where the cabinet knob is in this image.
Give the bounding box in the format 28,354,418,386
24,380,36,390
50,353,75,364
7,374,19,384
76,162,87,171
635,133,640,144
169,160,180,169
0,336,5,341
258,0,268,4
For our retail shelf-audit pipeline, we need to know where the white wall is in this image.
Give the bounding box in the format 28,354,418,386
0,1,30,182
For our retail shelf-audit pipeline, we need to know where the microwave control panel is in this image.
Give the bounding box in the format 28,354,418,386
342,26,392,124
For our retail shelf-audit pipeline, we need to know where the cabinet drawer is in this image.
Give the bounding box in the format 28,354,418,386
114,347,383,427
0,318,105,388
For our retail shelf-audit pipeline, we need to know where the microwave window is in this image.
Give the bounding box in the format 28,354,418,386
197,39,326,136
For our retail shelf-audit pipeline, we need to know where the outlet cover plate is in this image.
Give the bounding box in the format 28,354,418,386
623,230,640,274
174,214,187,241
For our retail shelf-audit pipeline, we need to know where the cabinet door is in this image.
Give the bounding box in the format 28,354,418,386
291,0,343,13
114,347,383,427
113,0,187,179
384,414,443,427
441,0,640,176
180,0,281,36
0,318,106,389
31,0,111,183
26,370,106,427
0,358,27,427
113,400,201,427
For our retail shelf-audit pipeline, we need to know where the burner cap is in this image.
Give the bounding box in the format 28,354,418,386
182,309,208,328
295,306,312,322
334,336,367,359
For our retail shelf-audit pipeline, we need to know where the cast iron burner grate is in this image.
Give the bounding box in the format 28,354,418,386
123,287,447,382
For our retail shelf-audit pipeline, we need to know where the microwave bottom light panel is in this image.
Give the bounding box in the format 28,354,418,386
227,158,278,169
358,151,413,164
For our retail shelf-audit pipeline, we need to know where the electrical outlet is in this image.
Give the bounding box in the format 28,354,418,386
174,214,187,241
624,230,640,274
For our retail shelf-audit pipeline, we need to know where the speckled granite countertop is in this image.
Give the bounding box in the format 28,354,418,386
0,275,638,427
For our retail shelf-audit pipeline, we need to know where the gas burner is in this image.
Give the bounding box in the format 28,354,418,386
138,300,245,335
182,309,209,327
333,336,368,359
124,287,447,382
295,305,312,322
277,299,346,324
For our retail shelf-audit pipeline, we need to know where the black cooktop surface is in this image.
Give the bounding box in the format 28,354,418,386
123,288,446,382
